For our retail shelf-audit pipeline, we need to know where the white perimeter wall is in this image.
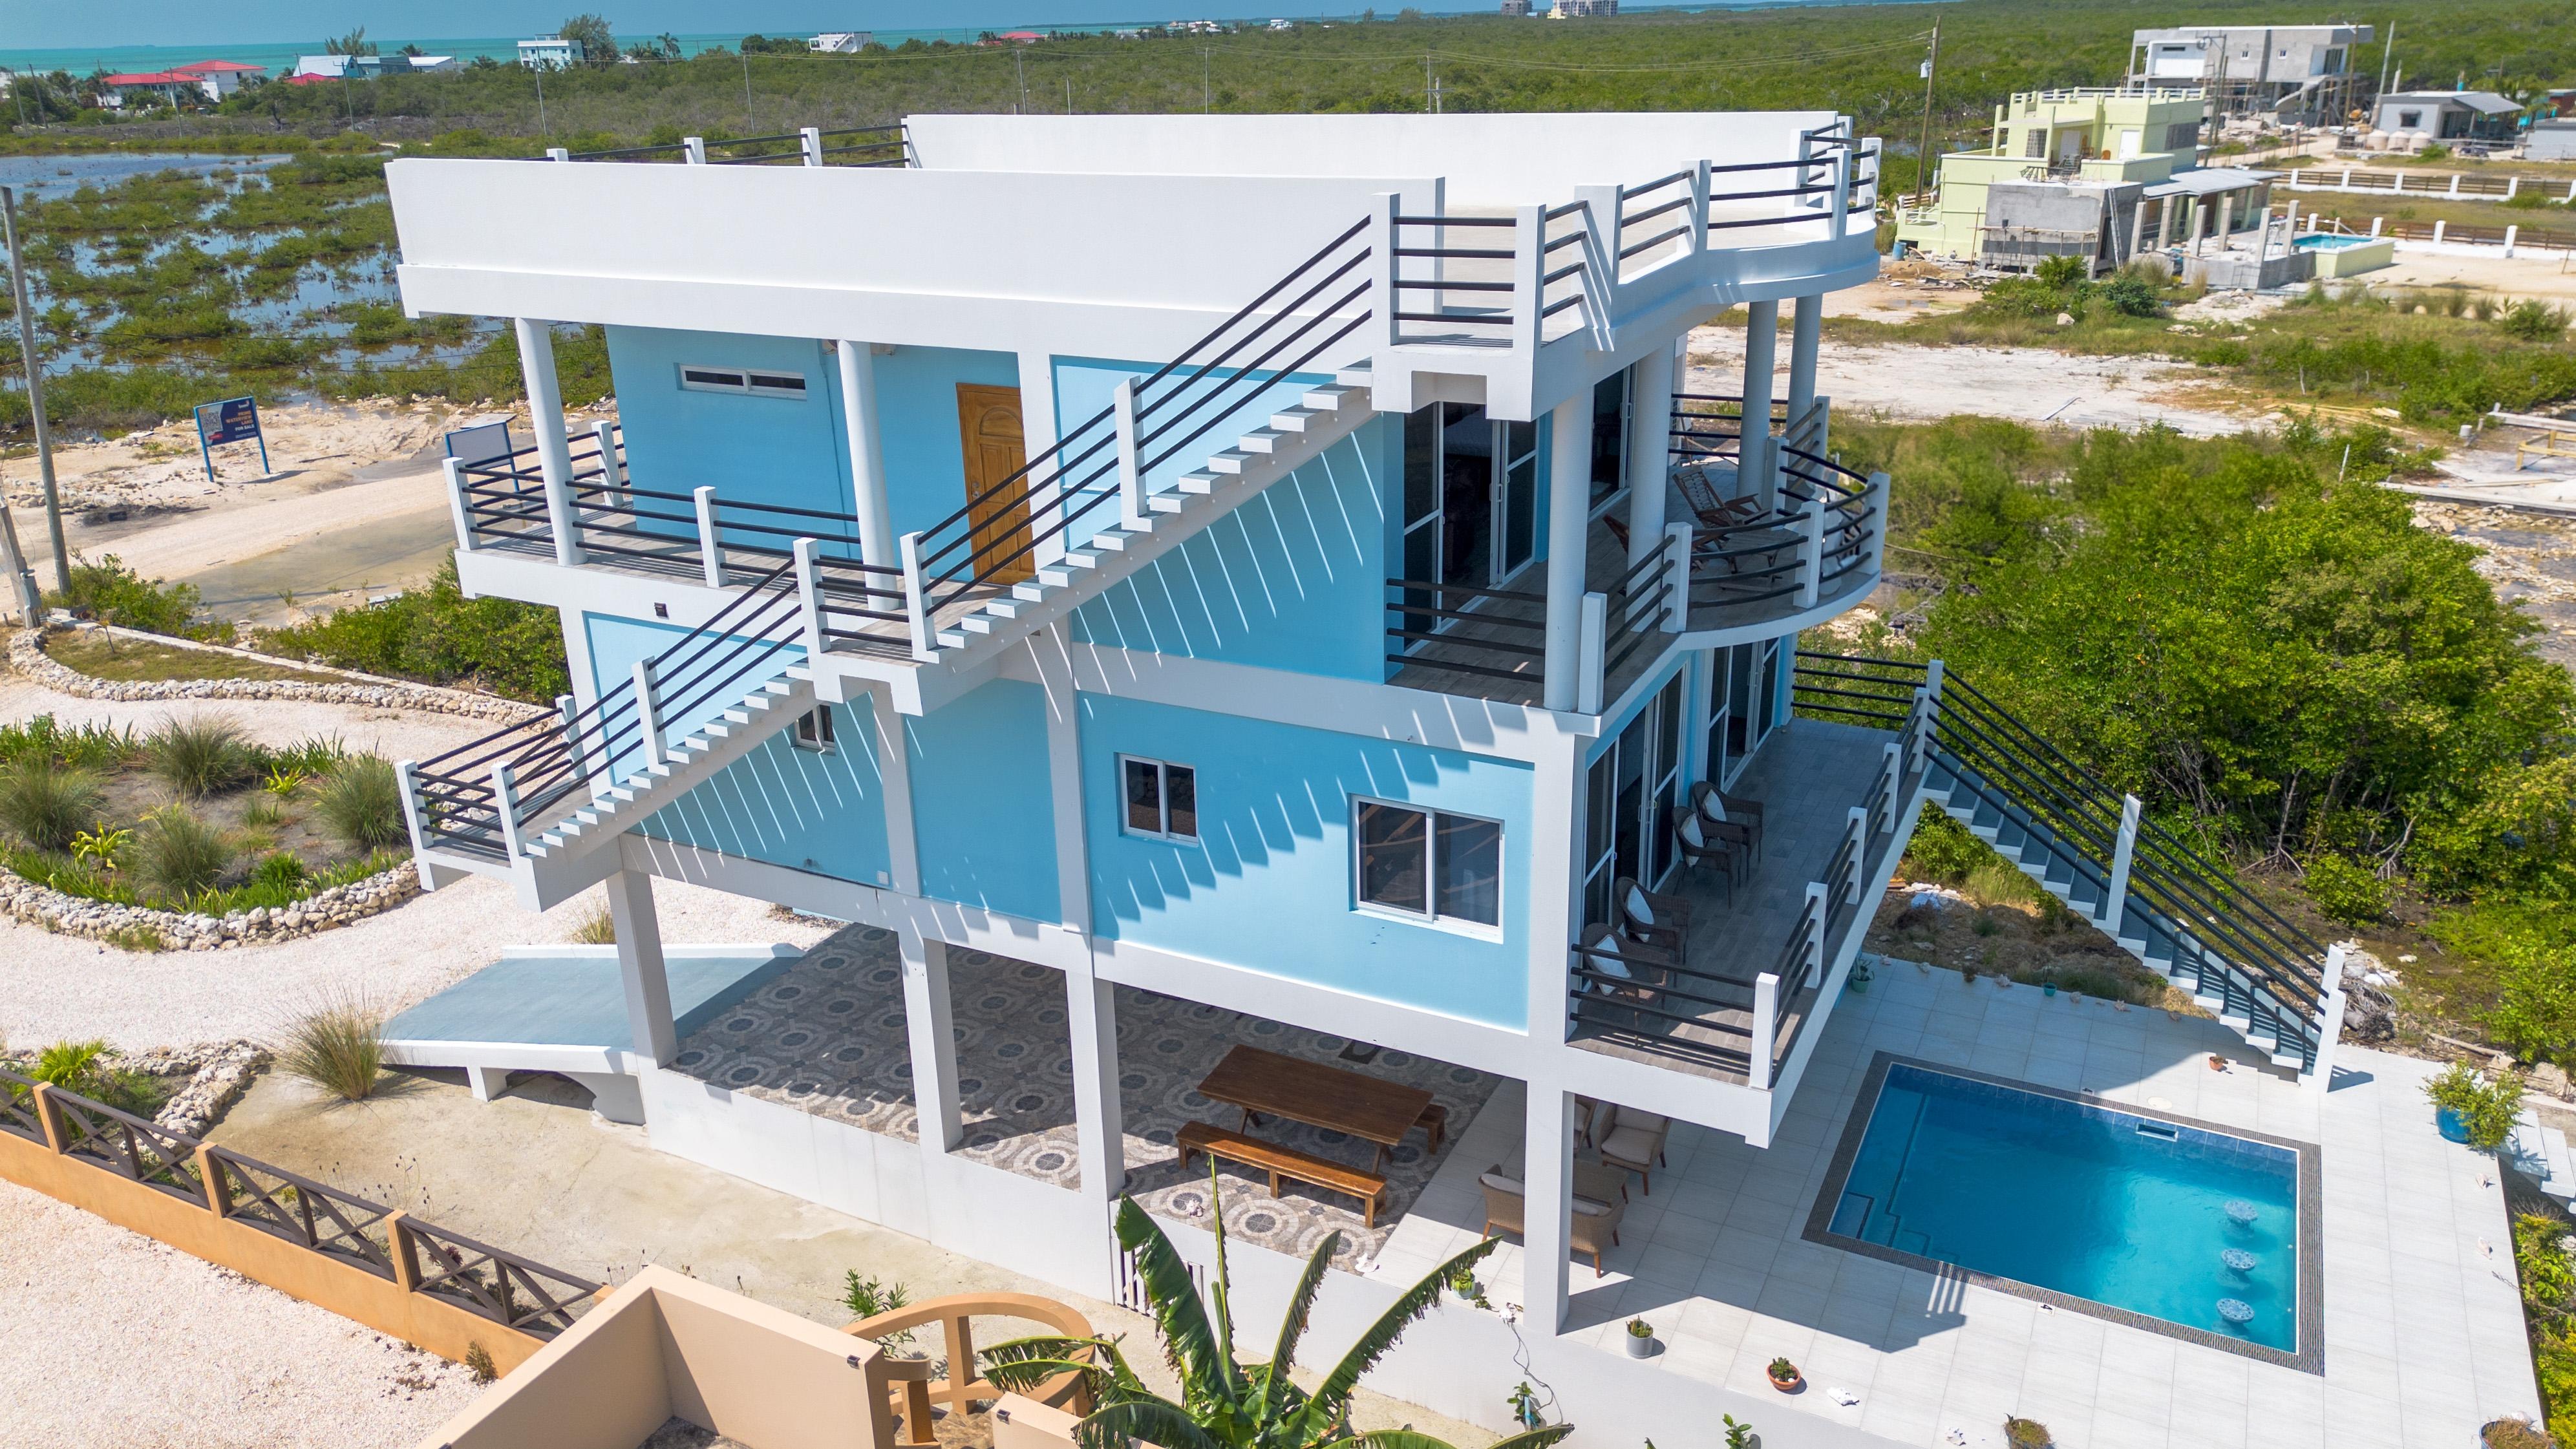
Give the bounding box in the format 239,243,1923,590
906,112,1841,206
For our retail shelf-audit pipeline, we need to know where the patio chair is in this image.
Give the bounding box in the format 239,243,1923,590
1575,924,1674,1029
1691,780,1767,860
1669,805,1747,893
1478,1168,1626,1277
1615,876,1692,958
1590,1104,1673,1196
1674,461,1769,531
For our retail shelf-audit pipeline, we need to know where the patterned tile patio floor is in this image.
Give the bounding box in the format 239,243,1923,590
668,923,1500,1267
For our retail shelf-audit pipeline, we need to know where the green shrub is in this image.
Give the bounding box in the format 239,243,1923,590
29,1039,111,1095
1902,805,1988,883
276,991,386,1101
2486,953,2576,1068
569,900,616,944
2301,853,2389,924
132,807,233,904
144,715,254,798
2500,300,2572,343
314,756,405,851
252,556,569,703
247,850,309,892
44,556,219,640
0,714,136,771
0,761,105,851
2424,1061,2525,1152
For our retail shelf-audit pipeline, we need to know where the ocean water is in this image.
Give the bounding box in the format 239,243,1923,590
1829,1064,2302,1352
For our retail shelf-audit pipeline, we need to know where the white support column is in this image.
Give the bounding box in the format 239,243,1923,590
1749,975,1780,1090
835,341,895,569
1032,628,1091,935
1575,592,1606,715
443,458,477,555
1521,1083,1575,1335
871,685,922,896
683,136,707,165
1794,491,1825,608
466,1066,511,1101
513,318,583,567
1541,392,1591,713
800,126,824,167
1113,378,1147,529
2104,793,2142,937
900,927,963,1152
1687,160,1711,255
1510,204,1545,359
602,869,678,1067
1573,182,1622,346
591,420,624,513
1740,300,1780,511
632,659,666,767
1372,191,1404,352
1785,293,1822,445
1066,972,1124,1205
2306,944,2347,1095
694,486,727,588
794,537,827,659
1623,350,1674,567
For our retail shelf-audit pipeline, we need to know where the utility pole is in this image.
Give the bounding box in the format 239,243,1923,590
1915,17,1940,203
743,49,754,127
2376,18,2395,104
1013,48,1026,113
1203,48,1213,112
1,186,67,595
534,65,549,140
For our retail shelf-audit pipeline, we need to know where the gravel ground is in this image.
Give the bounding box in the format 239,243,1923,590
0,1176,482,1449
0,684,834,1052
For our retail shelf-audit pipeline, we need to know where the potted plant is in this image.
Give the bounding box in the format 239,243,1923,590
1722,1413,1754,1449
1765,1356,1802,1393
2425,1060,2526,1152
2481,1417,2555,1449
2005,1417,2052,1448
1625,1317,1654,1358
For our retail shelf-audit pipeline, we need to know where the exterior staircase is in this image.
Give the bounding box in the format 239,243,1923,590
1797,653,2343,1083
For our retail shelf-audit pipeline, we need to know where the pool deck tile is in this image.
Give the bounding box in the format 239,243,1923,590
1378,961,2547,1448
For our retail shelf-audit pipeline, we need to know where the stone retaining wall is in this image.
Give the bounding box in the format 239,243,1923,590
0,863,421,952
8,625,545,724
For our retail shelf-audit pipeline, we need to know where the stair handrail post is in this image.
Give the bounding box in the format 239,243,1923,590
395,759,432,859
2306,944,2347,1095
555,693,586,785
591,420,625,516
1688,158,1712,257
1866,471,1891,581
1661,522,1692,631
632,659,667,768
546,147,570,162
1794,490,1826,608
683,136,707,165
1829,143,1854,241
1576,591,1608,715
1845,807,1869,905
1880,741,1902,835
1574,183,1622,348
794,536,827,662
2104,792,2142,938
490,760,527,860
1372,191,1403,351
1749,973,1779,1090
1803,880,1829,985
1113,377,1147,530
898,530,937,661
1511,203,1545,357
443,458,478,555
694,485,728,588
800,126,825,167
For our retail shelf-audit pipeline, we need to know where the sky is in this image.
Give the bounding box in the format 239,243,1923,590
0,1,1498,50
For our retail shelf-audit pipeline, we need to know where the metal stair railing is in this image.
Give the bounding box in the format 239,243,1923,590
899,216,1377,648
402,556,807,863
1789,652,2330,1025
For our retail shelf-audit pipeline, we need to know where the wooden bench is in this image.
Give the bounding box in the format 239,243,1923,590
1412,1101,1448,1153
1175,1120,1389,1227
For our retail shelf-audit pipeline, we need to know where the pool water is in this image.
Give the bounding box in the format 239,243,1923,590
1829,1064,2301,1351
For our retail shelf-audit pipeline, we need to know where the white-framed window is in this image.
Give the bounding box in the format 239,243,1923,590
793,706,836,752
1354,798,1502,931
1120,756,1198,842
677,364,810,400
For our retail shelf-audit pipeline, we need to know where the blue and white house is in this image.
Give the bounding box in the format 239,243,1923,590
379,114,2446,1446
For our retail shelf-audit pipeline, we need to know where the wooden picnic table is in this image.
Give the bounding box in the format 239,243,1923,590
1195,1044,1436,1172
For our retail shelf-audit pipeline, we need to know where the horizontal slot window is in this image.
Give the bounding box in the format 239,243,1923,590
678,365,808,399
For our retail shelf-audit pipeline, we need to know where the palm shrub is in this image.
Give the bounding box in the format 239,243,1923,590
277,989,387,1101
984,1175,1573,1449
133,807,233,903
0,761,106,851
314,755,405,851
145,715,254,798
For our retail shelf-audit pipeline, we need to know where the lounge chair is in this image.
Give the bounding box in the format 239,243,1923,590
1589,1103,1674,1196
1478,1168,1626,1276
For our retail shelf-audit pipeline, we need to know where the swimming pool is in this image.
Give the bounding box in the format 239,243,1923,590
1812,1058,2317,1366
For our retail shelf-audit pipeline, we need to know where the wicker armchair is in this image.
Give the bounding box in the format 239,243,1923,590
1690,780,1766,860
1478,1168,1626,1276
1669,805,1745,893
1590,1104,1674,1195
1615,876,1692,958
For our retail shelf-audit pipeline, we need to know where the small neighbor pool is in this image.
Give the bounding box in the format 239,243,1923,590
1819,1061,2309,1359
2294,233,2375,250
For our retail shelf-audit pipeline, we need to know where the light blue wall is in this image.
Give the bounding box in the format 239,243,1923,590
604,327,854,538
877,345,1021,536
904,678,1059,921
1081,692,1533,1030
1065,412,1392,681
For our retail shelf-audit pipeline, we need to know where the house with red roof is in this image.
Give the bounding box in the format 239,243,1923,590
174,59,268,98
96,71,199,108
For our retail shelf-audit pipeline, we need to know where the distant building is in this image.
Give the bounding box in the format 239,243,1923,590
809,32,873,53
2127,23,2374,130
517,36,586,70
2372,90,2520,147
2529,118,2576,162
1501,0,1535,13
171,59,266,99
95,71,200,108
293,54,394,79
1549,0,1616,14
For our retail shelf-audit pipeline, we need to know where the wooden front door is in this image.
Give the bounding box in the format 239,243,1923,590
956,383,1032,586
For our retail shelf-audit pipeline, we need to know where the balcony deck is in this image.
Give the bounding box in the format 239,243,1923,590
1567,715,1898,1081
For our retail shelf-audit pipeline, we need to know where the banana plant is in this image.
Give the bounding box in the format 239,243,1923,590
986,1173,1573,1449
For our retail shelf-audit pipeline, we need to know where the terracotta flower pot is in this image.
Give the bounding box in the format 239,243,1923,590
1767,1368,1804,1394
